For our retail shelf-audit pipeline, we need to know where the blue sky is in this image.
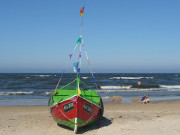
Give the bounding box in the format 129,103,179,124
0,0,180,73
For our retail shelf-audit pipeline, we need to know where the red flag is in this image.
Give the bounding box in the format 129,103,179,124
80,6,84,16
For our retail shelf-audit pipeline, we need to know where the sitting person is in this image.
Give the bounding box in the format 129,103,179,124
141,94,150,104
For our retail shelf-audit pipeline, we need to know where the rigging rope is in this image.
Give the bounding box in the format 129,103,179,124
81,39,99,91
54,4,99,92
55,70,64,90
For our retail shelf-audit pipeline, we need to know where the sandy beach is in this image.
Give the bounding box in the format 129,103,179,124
0,100,180,135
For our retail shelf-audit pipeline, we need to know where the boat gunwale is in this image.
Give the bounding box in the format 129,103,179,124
49,95,101,109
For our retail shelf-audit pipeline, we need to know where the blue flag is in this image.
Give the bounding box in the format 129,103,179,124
73,62,78,68
93,76,96,82
77,68,80,73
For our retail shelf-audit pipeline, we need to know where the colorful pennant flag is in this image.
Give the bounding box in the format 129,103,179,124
93,76,96,82
73,62,80,73
73,62,79,68
77,37,82,43
69,54,72,59
77,68,80,73
53,89,57,95
78,87,81,96
80,6,84,16
79,52,81,57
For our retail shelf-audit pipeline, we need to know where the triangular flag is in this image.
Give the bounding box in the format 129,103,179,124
79,52,81,57
78,88,81,96
93,76,96,82
73,62,79,68
73,62,79,73
53,89,57,95
77,68,80,73
77,38,82,43
69,54,72,59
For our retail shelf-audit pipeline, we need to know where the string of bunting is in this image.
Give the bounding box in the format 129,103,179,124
67,5,98,89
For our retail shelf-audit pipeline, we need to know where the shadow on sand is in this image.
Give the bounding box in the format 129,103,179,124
57,117,112,134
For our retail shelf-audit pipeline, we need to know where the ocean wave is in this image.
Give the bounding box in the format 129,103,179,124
41,91,52,96
1,86,180,96
101,85,180,90
100,85,132,90
0,91,53,96
81,77,90,79
160,85,180,89
33,75,51,77
97,89,121,93
109,77,121,79
96,85,180,93
97,89,157,93
109,77,154,80
0,91,34,96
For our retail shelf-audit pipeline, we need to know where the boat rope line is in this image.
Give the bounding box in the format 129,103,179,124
56,95,101,127
53,78,77,96
55,70,65,91
66,5,99,92
57,100,95,127
57,104,77,124
81,40,99,91
50,93,101,109
57,98,100,127
49,2,103,131
79,96,102,109
54,38,79,91
53,4,100,105
60,79,77,90
54,42,77,91
79,79,92,89
57,105,93,127
54,7,85,91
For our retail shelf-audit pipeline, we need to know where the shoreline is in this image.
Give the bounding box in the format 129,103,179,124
1,95,180,106
1,100,180,135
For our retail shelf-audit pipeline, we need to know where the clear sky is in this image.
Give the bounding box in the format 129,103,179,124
0,0,180,73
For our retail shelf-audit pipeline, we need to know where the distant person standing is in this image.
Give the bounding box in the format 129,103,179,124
141,94,150,104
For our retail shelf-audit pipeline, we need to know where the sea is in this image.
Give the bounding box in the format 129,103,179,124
0,73,180,106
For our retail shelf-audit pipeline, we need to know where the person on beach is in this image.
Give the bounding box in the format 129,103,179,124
141,94,150,104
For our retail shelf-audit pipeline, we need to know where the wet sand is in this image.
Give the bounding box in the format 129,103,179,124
0,100,180,135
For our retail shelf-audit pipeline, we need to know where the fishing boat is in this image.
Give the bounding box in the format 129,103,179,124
48,5,103,133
